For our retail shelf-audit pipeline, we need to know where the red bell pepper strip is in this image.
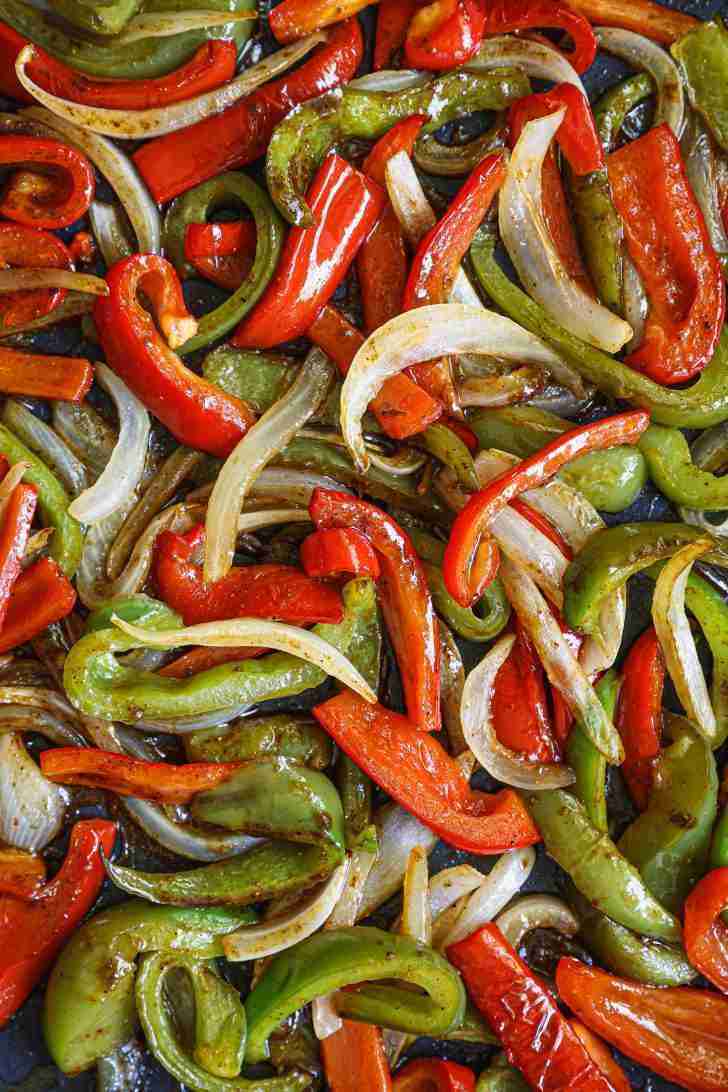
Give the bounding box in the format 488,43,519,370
374,0,420,70
0,136,95,229
68,230,96,265
448,926,616,1091
0,346,94,402
154,524,343,627
508,84,604,176
315,689,540,852
570,1022,631,1092
184,222,257,291
310,488,439,732
0,482,36,631
321,1021,392,1092
563,0,698,46
300,528,381,580
608,124,726,386
511,499,573,559
405,0,487,70
270,0,373,42
362,115,428,190
0,21,34,102
443,411,650,607
0,847,45,901
232,154,384,349
94,254,255,458
41,748,242,804
0,222,73,331
0,556,76,653
485,0,597,75
556,957,728,1092
683,868,728,996
133,20,363,205
615,626,663,810
307,305,442,440
393,1058,475,1092
493,620,561,764
157,645,266,679
0,818,116,1027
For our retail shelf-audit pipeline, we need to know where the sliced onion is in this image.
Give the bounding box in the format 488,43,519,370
223,861,349,961
623,256,648,353
581,589,627,676
237,508,310,533
358,803,437,920
3,400,88,496
0,732,66,851
459,367,544,408
652,539,716,742
110,503,198,603
111,616,377,704
0,268,107,295
88,201,133,268
116,8,256,43
76,494,139,609
17,35,323,141
435,848,536,949
52,400,116,480
341,304,571,472
122,797,260,861
401,846,432,944
528,387,595,417
244,467,349,507
500,110,633,353
311,996,342,1041
595,27,685,137
129,704,253,735
21,106,161,253
0,461,30,522
349,70,429,92
300,428,427,478
69,364,150,524
500,556,624,764
495,894,579,949
682,112,728,266
0,686,85,746
469,35,583,91
204,347,334,583
429,865,485,920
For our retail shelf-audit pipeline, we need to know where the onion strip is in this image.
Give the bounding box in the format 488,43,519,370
115,9,255,43
595,27,685,138
468,35,584,91
495,894,579,949
358,804,437,920
435,848,536,949
0,733,66,852
0,269,108,295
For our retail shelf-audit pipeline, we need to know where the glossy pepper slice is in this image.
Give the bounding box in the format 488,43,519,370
485,0,597,74
672,20,728,154
405,0,486,70
233,154,384,349
0,480,36,629
556,957,728,1092
509,84,604,176
447,925,615,1091
608,124,726,385
394,1058,474,1092
314,690,540,854
0,135,94,229
322,1022,392,1092
374,0,419,69
309,488,439,732
94,254,256,458
270,0,372,41
615,626,663,810
493,621,560,764
0,818,116,1027
564,0,698,45
684,868,728,995
300,528,381,580
0,846,45,900
184,220,257,290
0,221,72,331
0,346,93,401
0,556,76,652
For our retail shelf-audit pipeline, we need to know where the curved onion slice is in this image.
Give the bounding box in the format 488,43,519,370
223,861,349,961
21,106,161,253
69,364,150,524
581,589,628,677
468,35,583,91
461,634,575,790
115,9,255,43
401,846,432,945
341,304,570,471
623,256,648,353
435,848,536,949
111,616,377,704
0,686,84,746
236,508,310,533
500,110,633,354
495,894,579,949
0,732,66,851
123,797,260,861
349,70,429,92
595,27,685,137
77,494,161,609
682,112,728,269
248,468,350,507
16,36,323,141
3,400,88,496
358,804,437,920
0,268,107,295
459,367,545,408
204,347,334,583
429,865,485,920
88,201,133,268
652,539,716,742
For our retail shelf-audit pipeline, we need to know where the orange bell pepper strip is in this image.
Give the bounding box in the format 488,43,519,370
393,1058,475,1091
314,689,540,853
615,626,663,810
0,135,95,230
300,528,381,580
0,222,73,332
563,0,698,46
270,0,373,42
0,346,94,402
405,0,487,70
485,0,597,74
0,556,76,653
571,1022,631,1092
684,868,728,996
374,0,420,69
157,646,266,679
321,1020,392,1092
0,846,45,901
0,481,36,630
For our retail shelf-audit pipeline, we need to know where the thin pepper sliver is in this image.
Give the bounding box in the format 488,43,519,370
615,627,663,810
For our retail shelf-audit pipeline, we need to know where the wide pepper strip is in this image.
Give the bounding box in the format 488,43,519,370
684,868,728,995
309,488,439,732
0,135,94,230
270,0,372,42
563,0,698,46
448,926,617,1091
0,556,76,653
133,19,363,205
94,254,255,458
184,220,257,291
374,0,420,69
154,525,343,627
485,0,597,74
608,124,726,386
393,1058,474,1092
314,689,540,853
556,957,728,1091
0,482,36,630
321,1022,392,1092
0,222,73,331
40,748,243,805
0,346,94,402
0,847,45,901
300,528,381,580
232,154,384,349
443,411,650,608
0,818,116,1027
615,626,663,811
493,620,561,764
405,0,487,70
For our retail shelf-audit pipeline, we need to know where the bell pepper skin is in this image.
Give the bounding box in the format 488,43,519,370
640,423,728,510
314,690,540,854
394,1058,474,1092
0,556,75,652
405,0,486,70
476,1058,528,1091
486,0,597,74
673,20,728,154
493,621,560,764
615,626,663,810
233,155,384,349
565,0,697,44
158,646,265,678
184,220,257,290
567,670,618,834
684,868,728,995
570,1022,630,1092
133,20,363,204
608,125,725,385
0,135,94,229
94,255,256,458
300,528,380,580
0,847,44,900
185,713,332,768
374,0,419,69
448,925,615,1091
270,0,371,42
0,818,116,1028
322,1022,392,1092
309,488,439,733
0,346,93,402
556,957,728,1092
0,222,72,331
509,84,604,177
0,481,36,630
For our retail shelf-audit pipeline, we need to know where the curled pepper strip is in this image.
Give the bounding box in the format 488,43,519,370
0,480,36,630
684,868,728,995
485,0,597,74
0,135,94,229
615,627,663,810
405,0,487,71
300,528,381,580
508,83,604,177
0,221,73,331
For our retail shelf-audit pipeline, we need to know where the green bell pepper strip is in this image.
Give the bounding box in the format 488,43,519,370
266,68,530,226
468,407,647,513
711,800,728,869
185,714,332,768
42,900,255,1075
417,423,480,493
527,790,681,943
672,19,728,154
2,0,255,79
470,228,728,429
617,713,718,916
595,73,655,153
47,0,141,36
567,670,619,834
135,952,308,1092
244,926,466,1063
63,577,378,722
476,1055,529,1092
413,116,507,178
160,173,284,356
0,422,82,577
568,887,697,988
639,423,728,510
202,347,300,417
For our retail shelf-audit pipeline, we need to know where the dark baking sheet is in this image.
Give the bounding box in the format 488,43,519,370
2,1,728,1088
